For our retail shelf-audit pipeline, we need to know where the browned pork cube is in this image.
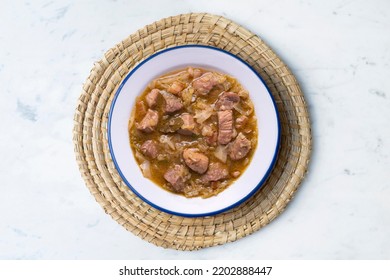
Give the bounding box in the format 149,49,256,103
215,91,240,111
136,109,159,133
167,81,185,95
202,124,217,145
183,148,209,174
178,113,197,135
217,110,233,144
187,67,203,79
161,91,183,113
201,162,228,182
164,164,189,192
146,89,160,108
135,100,147,116
229,133,252,160
205,132,218,146
140,140,159,159
192,72,225,95
235,115,248,129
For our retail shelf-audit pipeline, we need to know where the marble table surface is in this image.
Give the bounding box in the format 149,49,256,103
1,0,389,259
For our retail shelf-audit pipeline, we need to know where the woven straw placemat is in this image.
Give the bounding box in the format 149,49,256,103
73,13,311,250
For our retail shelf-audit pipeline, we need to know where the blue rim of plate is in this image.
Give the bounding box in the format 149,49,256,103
108,45,281,217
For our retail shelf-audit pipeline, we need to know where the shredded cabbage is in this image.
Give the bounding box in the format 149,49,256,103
194,102,214,123
159,135,175,150
140,160,151,178
214,145,228,163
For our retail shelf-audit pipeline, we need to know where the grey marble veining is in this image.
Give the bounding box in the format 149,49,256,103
0,0,389,259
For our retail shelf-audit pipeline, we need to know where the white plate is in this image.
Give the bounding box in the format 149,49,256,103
108,45,280,217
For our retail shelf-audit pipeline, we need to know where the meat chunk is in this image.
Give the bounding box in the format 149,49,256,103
164,164,189,192
135,100,147,116
136,109,159,133
183,148,209,174
205,132,218,146
202,124,217,146
140,140,159,159
146,89,160,108
178,113,197,135
235,115,248,129
188,67,203,79
217,110,233,144
167,81,185,95
201,162,228,182
229,133,252,160
215,91,240,111
161,91,183,114
192,72,226,95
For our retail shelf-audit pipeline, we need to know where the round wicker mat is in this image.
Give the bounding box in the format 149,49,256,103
73,13,311,250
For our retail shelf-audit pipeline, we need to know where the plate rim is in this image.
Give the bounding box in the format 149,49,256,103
107,44,281,217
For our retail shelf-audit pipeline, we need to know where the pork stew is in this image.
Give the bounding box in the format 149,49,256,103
129,67,258,198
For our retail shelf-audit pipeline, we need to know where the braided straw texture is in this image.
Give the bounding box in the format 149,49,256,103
73,13,311,250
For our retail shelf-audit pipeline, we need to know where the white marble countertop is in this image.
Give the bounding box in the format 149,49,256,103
1,0,389,259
